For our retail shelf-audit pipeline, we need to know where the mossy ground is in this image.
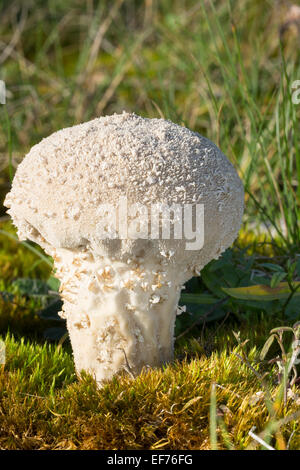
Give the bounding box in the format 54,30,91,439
1,318,299,450
0,223,299,450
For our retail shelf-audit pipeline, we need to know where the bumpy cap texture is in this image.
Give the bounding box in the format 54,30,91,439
5,112,244,276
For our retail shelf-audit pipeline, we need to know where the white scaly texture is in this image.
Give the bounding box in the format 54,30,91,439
5,112,244,385
53,247,182,384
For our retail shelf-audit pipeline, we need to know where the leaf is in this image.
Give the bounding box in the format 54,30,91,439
182,303,226,321
270,326,294,334
201,267,228,298
209,383,218,450
58,332,69,347
259,263,285,272
180,396,202,413
250,275,270,285
180,293,219,304
260,335,276,360
151,439,170,449
222,282,300,301
287,261,297,277
270,272,286,288
47,276,60,292
230,298,279,315
11,278,50,296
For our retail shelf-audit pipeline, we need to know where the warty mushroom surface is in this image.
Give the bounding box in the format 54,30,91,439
5,112,244,385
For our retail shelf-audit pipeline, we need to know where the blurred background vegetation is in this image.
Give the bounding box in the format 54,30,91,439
0,0,299,242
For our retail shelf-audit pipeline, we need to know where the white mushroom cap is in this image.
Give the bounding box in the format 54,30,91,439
5,112,244,279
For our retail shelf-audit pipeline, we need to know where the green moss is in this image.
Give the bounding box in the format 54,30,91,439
0,326,299,450
0,222,51,285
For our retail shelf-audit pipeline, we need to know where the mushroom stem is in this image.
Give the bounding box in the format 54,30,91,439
53,248,182,385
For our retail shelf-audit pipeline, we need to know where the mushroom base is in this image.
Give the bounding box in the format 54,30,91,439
66,291,179,385
53,248,183,386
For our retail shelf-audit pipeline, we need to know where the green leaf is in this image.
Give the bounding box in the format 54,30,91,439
11,278,50,296
47,276,60,292
222,282,300,301
287,261,297,277
270,326,294,334
181,396,202,413
180,293,219,304
230,298,279,314
209,383,218,450
260,334,276,360
259,263,285,272
201,267,228,298
270,272,286,288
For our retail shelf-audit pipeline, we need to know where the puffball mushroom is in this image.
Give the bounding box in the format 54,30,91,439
5,112,244,386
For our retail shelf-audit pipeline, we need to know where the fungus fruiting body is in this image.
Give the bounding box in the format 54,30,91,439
5,112,244,386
